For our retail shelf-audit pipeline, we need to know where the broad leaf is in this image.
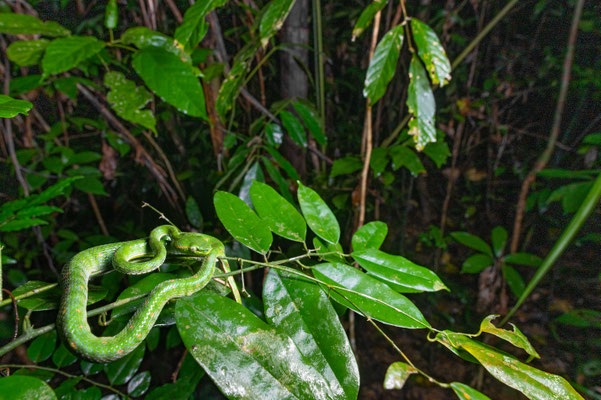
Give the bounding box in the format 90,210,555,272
364,24,404,104
145,354,203,400
292,102,326,145
128,371,151,397
104,344,145,385
297,183,340,244
389,145,425,175
479,315,540,359
52,344,78,368
175,0,228,50
502,265,525,298
239,161,264,206
383,362,416,390
263,145,300,181
451,382,492,400
0,13,69,36
104,71,156,132
450,232,492,256
16,205,62,218
263,270,359,399
423,139,451,167
121,27,190,62
352,221,388,251
330,156,362,179
185,196,203,229
0,376,56,400
214,191,273,254
411,19,451,86
7,39,49,66
0,218,46,231
352,0,387,39
132,47,206,119
42,36,105,76
259,0,295,47
503,253,542,268
261,156,294,203
461,254,493,274
249,181,307,242
491,226,508,257
406,55,436,150
176,290,335,399
313,263,430,329
27,331,57,363
0,94,32,118
352,248,447,292
280,110,307,148
105,0,118,29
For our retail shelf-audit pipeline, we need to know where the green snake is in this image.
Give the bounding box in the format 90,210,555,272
57,225,234,363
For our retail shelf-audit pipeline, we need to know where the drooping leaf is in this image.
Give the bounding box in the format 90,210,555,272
0,94,33,118
175,0,228,51
450,232,493,256
42,36,105,76
261,156,294,203
389,145,425,175
185,196,204,229
7,39,49,66
0,218,47,232
364,24,404,104
132,47,206,119
383,362,417,390
491,226,508,257
74,177,108,196
411,18,451,86
292,101,326,145
352,0,388,39
0,375,56,400
370,147,389,176
16,205,62,219
503,253,542,268
0,13,70,36
249,181,306,242
121,27,190,62
214,191,273,254
406,55,436,150
104,71,156,132
259,0,295,47
104,344,145,385
297,183,340,244
461,254,493,274
27,331,57,363
176,290,335,399
451,382,492,400
127,371,151,397
352,248,447,292
216,43,259,120
313,263,430,329
330,156,362,179
423,138,451,167
502,264,525,298
239,161,264,206
263,270,359,399
352,221,388,251
280,110,307,148
52,344,78,368
263,145,300,181
105,0,118,29
479,315,540,359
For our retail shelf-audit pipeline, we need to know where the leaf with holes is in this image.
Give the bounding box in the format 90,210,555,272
259,0,295,47
411,18,451,86
406,56,436,150
479,315,540,359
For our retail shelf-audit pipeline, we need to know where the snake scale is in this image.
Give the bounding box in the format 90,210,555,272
57,225,232,363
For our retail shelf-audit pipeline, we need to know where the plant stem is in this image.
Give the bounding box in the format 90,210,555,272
0,283,58,308
312,0,326,126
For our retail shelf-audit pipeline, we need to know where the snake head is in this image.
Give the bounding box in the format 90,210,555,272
170,233,224,256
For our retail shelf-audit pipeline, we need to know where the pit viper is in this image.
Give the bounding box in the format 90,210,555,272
57,225,234,363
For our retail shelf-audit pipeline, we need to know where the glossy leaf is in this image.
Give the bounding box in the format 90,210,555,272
352,248,447,292
502,264,525,298
313,237,346,264
239,161,264,206
121,27,190,62
249,181,306,242
364,24,404,104
411,19,451,86
259,0,295,47
175,0,227,50
479,315,540,359
297,183,340,244
450,232,493,256
440,333,584,400
389,145,425,175
214,190,273,254
352,221,388,251
176,290,335,399
0,375,56,400
352,0,387,39
127,371,151,397
503,253,542,268
261,156,294,203
104,0,118,29
330,156,362,179
263,269,359,399
423,139,451,167
383,362,416,390
27,331,57,363
313,263,430,329
370,147,389,176
491,226,508,257
461,254,493,274
104,71,156,133
52,344,78,367
74,177,108,196
265,123,284,147
0,94,33,118
406,55,436,150
451,382,492,400
42,36,105,76
132,47,206,119
0,13,69,36
104,344,145,385
280,110,307,148
292,102,326,145
7,39,49,66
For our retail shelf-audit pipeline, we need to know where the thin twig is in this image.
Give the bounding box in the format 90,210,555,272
1,289,18,341
88,194,109,236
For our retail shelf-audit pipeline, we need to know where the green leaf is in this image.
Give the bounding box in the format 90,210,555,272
491,226,508,257
52,343,78,367
555,309,601,329
383,362,417,390
503,253,543,267
330,156,362,179
27,331,57,363
407,55,436,150
440,333,584,400
450,232,493,256
461,254,493,274
292,101,326,145
17,284,106,311
0,13,70,36
239,161,265,206
214,191,273,254
370,147,389,176
547,181,593,214
16,205,62,218
27,176,81,207
176,290,336,399
216,43,259,120
104,71,156,133
105,0,118,29
42,36,105,76
0,218,47,232
263,145,300,181
0,375,56,400
261,156,294,203
185,196,203,229
280,110,307,148
121,27,190,62
364,24,404,104
74,177,107,196
423,139,451,167
249,181,306,242
389,145,425,175
451,382,492,400
132,47,206,119
352,248,447,292
7,39,49,66
263,270,359,399
265,123,284,147
313,237,346,264
411,19,451,86
104,344,145,385
259,0,295,47
502,264,525,298
175,0,228,50
479,315,540,359
128,371,151,397
145,354,204,400
297,183,340,244
313,263,430,329
352,221,388,251
352,0,388,39
0,94,32,118
10,74,44,96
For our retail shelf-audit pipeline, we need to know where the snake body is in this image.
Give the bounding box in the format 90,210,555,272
57,225,225,363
